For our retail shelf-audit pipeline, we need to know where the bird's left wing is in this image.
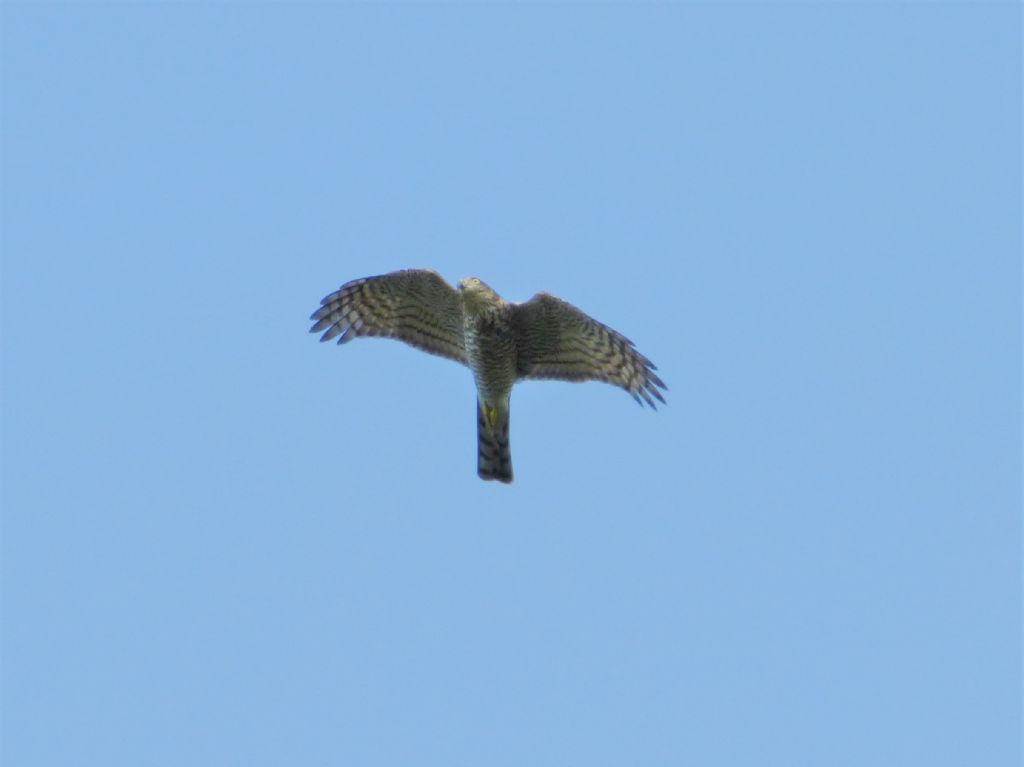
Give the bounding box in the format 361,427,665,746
310,269,468,365
511,292,667,408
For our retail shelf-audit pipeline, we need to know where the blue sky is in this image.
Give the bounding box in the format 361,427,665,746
2,3,1020,765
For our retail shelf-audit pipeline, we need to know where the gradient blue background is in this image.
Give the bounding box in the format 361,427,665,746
2,4,1020,765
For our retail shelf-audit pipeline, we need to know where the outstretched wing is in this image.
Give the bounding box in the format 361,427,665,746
511,292,667,408
309,269,467,364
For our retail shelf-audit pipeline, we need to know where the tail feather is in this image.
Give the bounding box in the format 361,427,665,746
477,399,513,483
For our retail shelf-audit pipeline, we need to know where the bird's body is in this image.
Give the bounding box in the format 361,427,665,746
460,278,517,406
310,269,665,483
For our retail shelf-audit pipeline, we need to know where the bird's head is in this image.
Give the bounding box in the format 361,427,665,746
458,277,502,311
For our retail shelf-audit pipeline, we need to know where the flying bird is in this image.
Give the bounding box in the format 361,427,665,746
309,269,666,483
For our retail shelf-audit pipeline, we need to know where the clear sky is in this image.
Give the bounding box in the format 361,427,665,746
2,3,1020,766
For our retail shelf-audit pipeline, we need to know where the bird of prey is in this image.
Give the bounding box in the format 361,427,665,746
309,269,666,483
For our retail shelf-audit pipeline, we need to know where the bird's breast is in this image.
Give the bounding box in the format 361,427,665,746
464,313,517,400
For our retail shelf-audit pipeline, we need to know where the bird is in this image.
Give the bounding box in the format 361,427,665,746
309,269,666,483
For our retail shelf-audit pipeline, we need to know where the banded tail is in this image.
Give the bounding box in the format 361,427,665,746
477,399,513,483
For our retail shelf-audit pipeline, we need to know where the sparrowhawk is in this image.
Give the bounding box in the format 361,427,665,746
309,269,666,483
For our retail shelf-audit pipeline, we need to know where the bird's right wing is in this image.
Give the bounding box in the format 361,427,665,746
511,292,667,408
310,269,468,365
